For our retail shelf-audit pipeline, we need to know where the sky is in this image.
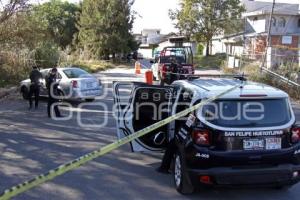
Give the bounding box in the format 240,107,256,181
131,0,180,34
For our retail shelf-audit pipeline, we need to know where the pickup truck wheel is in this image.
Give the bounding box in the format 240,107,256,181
173,152,194,194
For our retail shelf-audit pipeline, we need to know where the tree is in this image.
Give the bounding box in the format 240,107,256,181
170,0,245,56
34,41,60,68
32,0,80,49
78,0,136,60
0,0,29,24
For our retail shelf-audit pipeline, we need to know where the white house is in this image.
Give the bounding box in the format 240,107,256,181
135,29,165,58
242,0,300,68
211,0,300,68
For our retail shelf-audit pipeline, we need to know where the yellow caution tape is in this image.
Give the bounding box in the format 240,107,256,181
0,84,240,200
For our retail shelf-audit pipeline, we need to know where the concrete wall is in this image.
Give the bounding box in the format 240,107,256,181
246,15,266,34
211,40,243,56
246,14,300,35
268,15,300,35
211,40,227,55
138,48,153,59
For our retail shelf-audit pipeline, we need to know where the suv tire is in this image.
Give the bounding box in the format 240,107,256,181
173,151,194,194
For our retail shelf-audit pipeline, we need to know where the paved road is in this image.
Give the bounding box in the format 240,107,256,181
0,68,300,200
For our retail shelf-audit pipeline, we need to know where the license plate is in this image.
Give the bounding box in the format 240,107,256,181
243,139,264,150
265,138,281,150
86,82,93,88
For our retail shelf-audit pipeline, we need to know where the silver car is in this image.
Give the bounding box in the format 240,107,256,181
20,67,102,102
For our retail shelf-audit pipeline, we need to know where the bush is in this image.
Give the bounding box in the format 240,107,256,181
0,51,31,87
34,41,60,69
242,64,300,100
197,44,204,56
195,53,227,69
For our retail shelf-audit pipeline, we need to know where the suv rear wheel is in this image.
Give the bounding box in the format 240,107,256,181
173,151,194,194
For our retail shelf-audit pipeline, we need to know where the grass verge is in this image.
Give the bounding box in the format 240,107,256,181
242,64,300,101
195,53,227,69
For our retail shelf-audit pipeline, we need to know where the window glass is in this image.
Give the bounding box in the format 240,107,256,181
278,17,286,27
271,17,277,27
201,99,291,128
63,68,90,79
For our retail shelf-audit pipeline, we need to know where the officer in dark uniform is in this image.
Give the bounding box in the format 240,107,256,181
46,68,61,118
156,138,176,174
28,66,42,109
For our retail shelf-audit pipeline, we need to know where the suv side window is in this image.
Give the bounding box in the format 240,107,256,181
175,88,194,133
176,88,194,113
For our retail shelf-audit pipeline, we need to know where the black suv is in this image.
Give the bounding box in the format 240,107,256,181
113,78,300,194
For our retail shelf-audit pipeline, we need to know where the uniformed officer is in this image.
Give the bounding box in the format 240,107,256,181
156,139,176,174
46,68,61,118
28,66,42,109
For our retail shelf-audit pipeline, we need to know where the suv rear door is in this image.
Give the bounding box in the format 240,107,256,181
113,82,176,152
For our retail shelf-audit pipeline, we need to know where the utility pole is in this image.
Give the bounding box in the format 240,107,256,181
260,0,276,71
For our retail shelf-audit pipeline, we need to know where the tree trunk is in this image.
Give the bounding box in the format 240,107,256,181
206,40,210,56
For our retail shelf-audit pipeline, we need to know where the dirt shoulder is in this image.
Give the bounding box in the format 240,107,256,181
0,86,18,99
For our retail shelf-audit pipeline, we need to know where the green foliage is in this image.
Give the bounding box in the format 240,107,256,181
0,11,48,49
78,0,136,59
32,0,80,49
197,43,204,55
242,64,300,100
0,51,31,87
170,0,245,55
224,19,244,35
34,42,60,69
195,53,227,69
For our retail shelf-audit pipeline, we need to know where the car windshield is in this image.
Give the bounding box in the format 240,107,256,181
63,68,91,79
200,98,292,128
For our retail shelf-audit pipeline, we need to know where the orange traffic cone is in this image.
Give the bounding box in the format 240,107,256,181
145,70,153,85
135,61,141,74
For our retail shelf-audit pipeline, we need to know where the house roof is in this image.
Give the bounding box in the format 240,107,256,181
242,0,299,16
212,32,244,44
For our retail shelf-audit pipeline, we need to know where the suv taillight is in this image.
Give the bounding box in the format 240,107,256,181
291,127,300,143
192,129,211,146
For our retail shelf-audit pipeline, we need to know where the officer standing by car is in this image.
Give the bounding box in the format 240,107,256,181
28,66,42,109
46,67,61,118
156,138,176,174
